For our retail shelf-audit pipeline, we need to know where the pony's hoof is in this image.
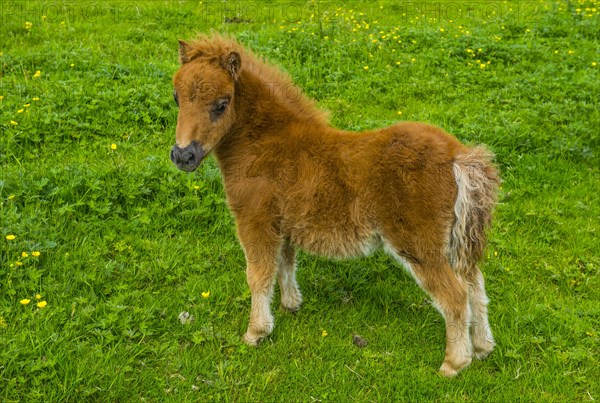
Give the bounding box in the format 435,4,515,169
280,291,302,313
243,332,264,346
281,303,301,313
473,340,495,360
473,345,494,360
439,357,472,378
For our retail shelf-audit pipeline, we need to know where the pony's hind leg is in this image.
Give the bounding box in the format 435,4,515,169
467,266,494,359
277,240,302,312
386,245,472,376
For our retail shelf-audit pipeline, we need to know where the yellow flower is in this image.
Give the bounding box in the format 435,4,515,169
17,109,24,113
397,111,403,115
363,66,369,70
33,70,41,78
593,62,597,66
35,294,42,300
21,252,29,258
37,301,47,309
24,103,30,108
111,143,117,150
32,251,41,257
24,21,33,29
193,185,200,190
20,299,31,305
0,95,4,101
70,63,75,67
6,234,16,240
32,97,40,101
8,195,15,200
201,291,210,298
15,261,23,267
322,330,328,337
10,120,18,126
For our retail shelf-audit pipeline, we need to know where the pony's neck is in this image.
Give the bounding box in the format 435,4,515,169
213,67,331,174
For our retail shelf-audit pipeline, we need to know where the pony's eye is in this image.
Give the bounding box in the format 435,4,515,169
173,90,179,107
210,98,230,122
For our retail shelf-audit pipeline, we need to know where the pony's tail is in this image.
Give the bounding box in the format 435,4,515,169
448,146,500,275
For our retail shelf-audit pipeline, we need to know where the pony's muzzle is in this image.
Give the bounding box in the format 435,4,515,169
170,142,205,172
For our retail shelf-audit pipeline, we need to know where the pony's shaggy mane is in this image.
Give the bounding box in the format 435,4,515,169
185,35,330,126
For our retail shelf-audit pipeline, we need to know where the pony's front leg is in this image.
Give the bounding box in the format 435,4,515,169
240,237,281,346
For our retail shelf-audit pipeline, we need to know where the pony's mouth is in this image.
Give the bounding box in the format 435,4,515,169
170,141,206,172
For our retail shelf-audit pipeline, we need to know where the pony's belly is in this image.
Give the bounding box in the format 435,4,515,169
289,227,382,259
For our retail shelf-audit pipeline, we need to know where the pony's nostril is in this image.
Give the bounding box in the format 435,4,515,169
170,146,181,164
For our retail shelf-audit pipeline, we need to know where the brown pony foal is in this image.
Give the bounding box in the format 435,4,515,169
170,36,499,377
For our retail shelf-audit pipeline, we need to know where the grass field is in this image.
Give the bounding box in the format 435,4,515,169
1,0,599,400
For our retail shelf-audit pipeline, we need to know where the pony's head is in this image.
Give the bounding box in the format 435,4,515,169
170,39,241,172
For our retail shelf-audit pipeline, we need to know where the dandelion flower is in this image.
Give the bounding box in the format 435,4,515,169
32,251,41,257
35,294,42,300
593,62,597,66
193,185,200,190
397,111,403,115
322,330,328,337
24,21,33,29
21,252,29,258
9,121,18,126
201,291,210,298
111,143,117,150
20,299,31,305
0,95,4,101
32,97,40,101
17,109,24,113
24,103,30,108
363,66,369,70
37,301,47,309
15,261,23,267
33,70,41,78
70,63,75,67
6,234,16,240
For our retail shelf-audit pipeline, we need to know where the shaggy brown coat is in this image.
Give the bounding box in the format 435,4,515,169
170,35,500,377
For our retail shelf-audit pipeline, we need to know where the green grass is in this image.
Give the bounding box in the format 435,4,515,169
1,0,599,400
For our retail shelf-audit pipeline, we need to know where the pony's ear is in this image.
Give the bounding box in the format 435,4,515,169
221,51,241,81
178,40,192,64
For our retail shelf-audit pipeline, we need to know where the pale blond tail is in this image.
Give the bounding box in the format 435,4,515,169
449,146,500,275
